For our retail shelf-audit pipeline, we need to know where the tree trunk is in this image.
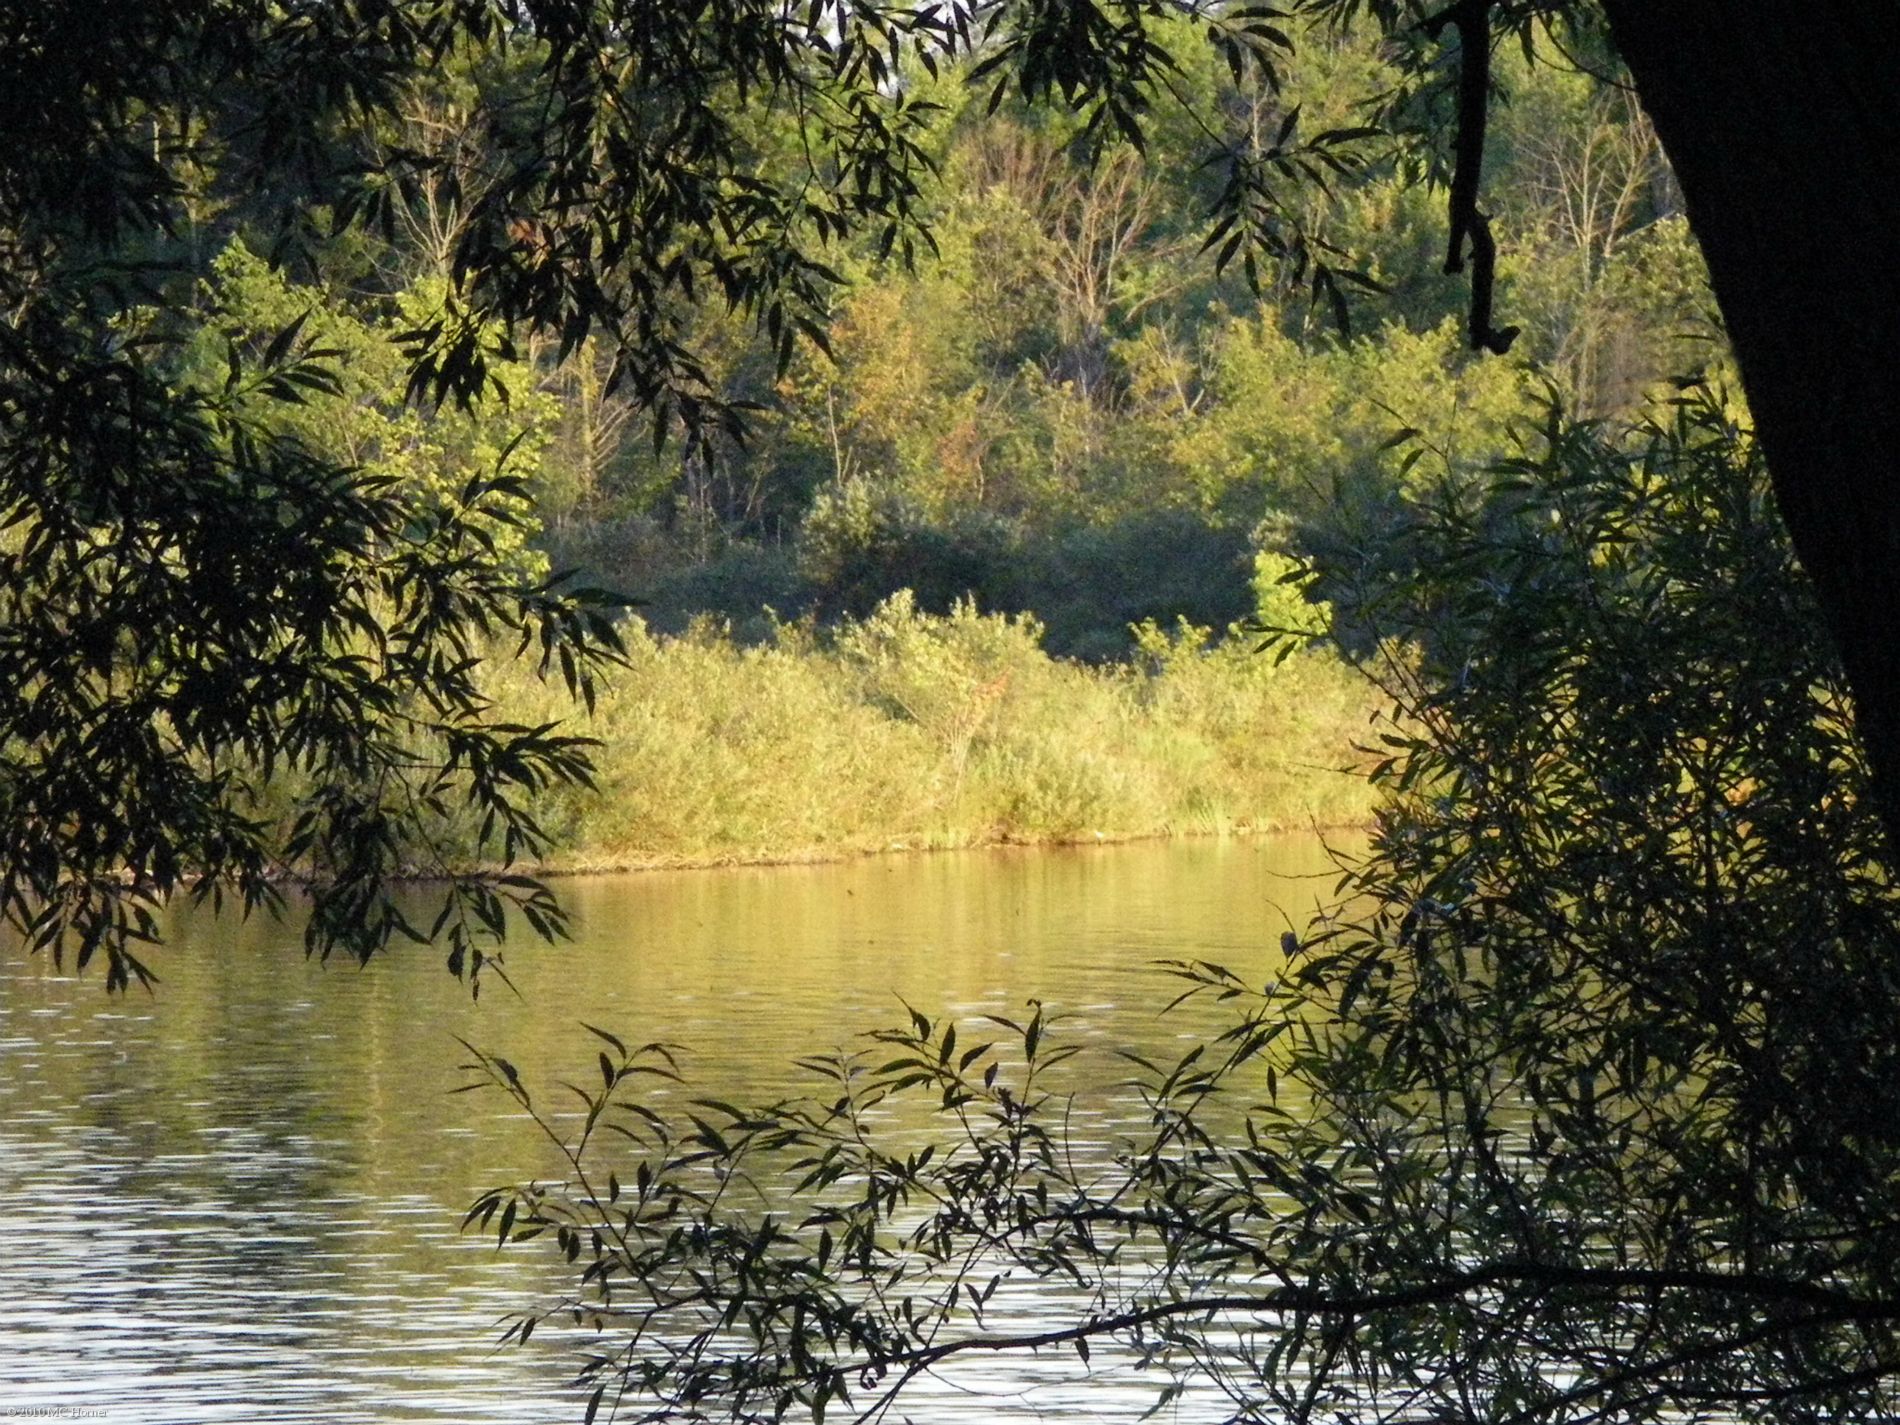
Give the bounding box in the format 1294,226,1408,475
1600,1,1900,838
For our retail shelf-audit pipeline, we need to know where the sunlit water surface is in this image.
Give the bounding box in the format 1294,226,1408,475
0,836,1347,1423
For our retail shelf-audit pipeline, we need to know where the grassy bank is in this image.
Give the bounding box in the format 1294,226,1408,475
473,592,1377,872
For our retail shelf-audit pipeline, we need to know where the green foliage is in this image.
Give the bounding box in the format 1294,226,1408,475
1251,546,1332,638
475,592,1374,866
197,242,560,572
795,483,1016,619
7,0,1425,983
585,31,1694,643
1159,314,1535,520
0,276,623,989
468,393,1900,1421
279,8,1705,712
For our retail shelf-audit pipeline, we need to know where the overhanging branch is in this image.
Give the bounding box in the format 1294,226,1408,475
1425,0,1519,354
864,1257,1900,1376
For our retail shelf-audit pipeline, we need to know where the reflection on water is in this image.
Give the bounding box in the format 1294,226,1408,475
0,836,1346,1422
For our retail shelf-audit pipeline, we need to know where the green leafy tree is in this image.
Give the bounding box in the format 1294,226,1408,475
1279,0,1900,841
472,391,1900,1423
198,241,560,573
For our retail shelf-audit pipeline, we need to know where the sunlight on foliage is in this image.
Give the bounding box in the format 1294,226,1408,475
467,391,1900,1423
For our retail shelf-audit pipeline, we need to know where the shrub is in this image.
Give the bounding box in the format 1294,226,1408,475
796,483,1017,619
469,587,1376,868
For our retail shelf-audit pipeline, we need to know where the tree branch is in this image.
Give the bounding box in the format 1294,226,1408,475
1424,0,1518,354
861,1258,1900,1377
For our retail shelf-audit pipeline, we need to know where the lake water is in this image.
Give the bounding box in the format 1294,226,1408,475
0,836,1348,1423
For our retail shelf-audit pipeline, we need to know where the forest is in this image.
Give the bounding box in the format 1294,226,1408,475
176,17,1708,869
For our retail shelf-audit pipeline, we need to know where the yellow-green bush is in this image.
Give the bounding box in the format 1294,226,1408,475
474,592,1378,870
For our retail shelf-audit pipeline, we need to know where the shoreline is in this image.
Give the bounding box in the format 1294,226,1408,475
438,816,1374,883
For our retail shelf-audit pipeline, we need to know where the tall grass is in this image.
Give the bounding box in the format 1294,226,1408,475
479,592,1377,871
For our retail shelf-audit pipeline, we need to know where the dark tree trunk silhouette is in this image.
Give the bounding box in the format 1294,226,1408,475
1602,1,1900,837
